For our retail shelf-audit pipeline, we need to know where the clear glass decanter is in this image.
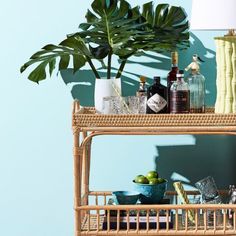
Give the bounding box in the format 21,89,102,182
185,54,206,113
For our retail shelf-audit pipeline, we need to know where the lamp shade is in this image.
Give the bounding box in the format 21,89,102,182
191,0,236,30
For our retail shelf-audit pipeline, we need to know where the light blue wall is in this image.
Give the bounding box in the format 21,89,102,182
1,1,235,236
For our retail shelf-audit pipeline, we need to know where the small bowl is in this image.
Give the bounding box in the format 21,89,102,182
133,180,167,204
112,191,140,205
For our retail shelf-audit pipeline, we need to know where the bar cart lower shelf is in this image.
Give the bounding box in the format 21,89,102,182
72,101,236,236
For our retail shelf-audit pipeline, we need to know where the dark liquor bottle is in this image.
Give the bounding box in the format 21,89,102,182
146,76,167,114
167,52,179,112
170,70,190,114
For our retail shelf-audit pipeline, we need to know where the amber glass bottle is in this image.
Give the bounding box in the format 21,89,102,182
167,52,179,112
170,70,190,114
136,76,147,97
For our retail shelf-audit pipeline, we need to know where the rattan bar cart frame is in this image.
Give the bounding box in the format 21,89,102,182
72,100,236,236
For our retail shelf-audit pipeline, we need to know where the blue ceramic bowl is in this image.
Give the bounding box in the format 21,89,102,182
112,191,140,205
133,180,167,204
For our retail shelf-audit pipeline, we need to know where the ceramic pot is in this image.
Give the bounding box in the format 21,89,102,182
133,180,167,204
94,77,121,113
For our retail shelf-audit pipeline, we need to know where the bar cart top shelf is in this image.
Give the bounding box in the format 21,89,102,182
72,104,236,134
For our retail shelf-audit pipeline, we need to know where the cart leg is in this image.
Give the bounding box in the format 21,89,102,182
73,131,82,236
82,131,92,207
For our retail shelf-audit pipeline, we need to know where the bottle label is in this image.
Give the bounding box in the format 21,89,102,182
147,93,167,113
170,90,190,113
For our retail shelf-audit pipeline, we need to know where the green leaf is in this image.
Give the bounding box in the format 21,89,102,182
79,23,91,30
20,64,28,73
60,36,91,56
30,50,49,59
21,54,56,73
142,1,153,25
49,58,56,76
154,4,169,26
59,54,70,70
89,44,109,59
86,9,98,23
42,44,59,50
138,3,190,52
91,0,118,16
91,0,105,16
118,0,130,17
28,61,48,83
73,54,86,73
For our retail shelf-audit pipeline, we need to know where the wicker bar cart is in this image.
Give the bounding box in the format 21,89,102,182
72,100,236,236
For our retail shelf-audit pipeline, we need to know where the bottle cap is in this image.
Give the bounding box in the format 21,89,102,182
153,76,161,83
140,76,146,83
177,70,184,77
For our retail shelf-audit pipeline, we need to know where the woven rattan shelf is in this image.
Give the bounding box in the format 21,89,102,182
71,100,236,236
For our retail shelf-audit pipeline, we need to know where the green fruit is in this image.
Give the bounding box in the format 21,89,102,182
146,171,158,180
134,175,149,184
148,178,159,185
157,178,166,183
134,175,143,182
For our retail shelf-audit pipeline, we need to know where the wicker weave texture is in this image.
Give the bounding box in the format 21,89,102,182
73,107,236,128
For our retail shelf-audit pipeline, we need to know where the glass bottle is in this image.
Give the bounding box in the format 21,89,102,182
167,51,179,112
170,70,190,114
136,76,147,114
185,54,205,113
136,76,147,97
146,76,167,114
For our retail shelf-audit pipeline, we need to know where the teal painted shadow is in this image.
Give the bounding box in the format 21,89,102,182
154,135,236,191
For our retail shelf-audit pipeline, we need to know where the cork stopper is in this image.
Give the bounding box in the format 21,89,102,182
171,51,178,65
140,76,146,83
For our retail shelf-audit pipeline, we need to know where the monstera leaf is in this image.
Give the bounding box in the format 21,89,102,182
76,0,144,59
139,2,190,52
20,35,99,83
71,0,148,78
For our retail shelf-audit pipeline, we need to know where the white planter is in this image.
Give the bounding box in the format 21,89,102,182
94,77,121,113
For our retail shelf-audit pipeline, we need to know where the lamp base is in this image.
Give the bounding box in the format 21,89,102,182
214,36,236,113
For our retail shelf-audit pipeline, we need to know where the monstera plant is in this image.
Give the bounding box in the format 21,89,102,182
20,0,189,83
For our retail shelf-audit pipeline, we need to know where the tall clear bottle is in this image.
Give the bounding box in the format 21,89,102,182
185,54,205,113
170,70,190,114
146,76,167,114
167,52,179,112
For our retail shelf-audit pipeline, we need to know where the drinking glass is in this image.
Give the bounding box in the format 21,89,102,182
102,96,124,114
195,176,222,227
125,96,147,114
195,176,221,202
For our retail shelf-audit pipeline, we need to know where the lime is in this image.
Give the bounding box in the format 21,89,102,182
146,171,158,180
157,178,166,183
134,175,149,184
148,178,159,185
